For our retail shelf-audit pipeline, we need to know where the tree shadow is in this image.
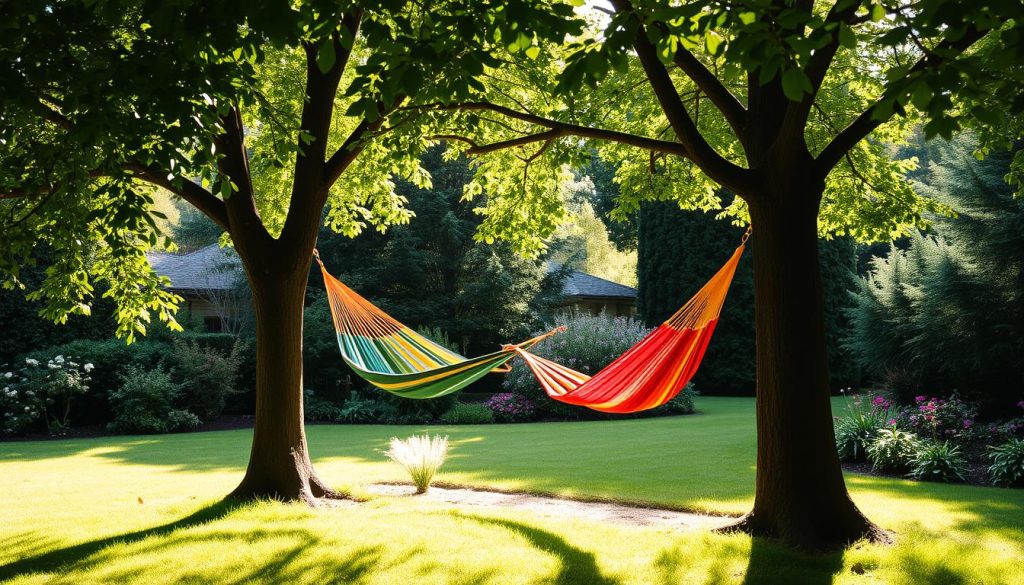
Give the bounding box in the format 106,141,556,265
454,512,620,585
740,537,844,585
0,500,241,581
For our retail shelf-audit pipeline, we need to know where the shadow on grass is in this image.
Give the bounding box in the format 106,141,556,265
741,538,844,585
456,512,619,585
0,500,241,581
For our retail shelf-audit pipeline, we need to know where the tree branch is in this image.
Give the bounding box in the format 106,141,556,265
665,34,747,135
215,105,269,244
422,101,689,157
612,0,754,193
815,24,986,174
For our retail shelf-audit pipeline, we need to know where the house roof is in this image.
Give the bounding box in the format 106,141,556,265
148,247,636,301
549,263,637,300
148,244,242,292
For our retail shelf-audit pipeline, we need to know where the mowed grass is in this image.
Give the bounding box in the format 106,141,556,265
0,397,1021,584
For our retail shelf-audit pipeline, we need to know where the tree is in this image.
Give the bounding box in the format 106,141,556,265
0,0,579,503
846,135,1024,407
434,0,1024,548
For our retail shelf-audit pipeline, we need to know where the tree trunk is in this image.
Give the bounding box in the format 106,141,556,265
228,263,339,503
723,180,888,550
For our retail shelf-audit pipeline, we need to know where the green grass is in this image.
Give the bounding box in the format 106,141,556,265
1,396,1021,584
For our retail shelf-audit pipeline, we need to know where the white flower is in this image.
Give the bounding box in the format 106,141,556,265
3,372,11,379
25,391,33,396
84,363,94,373
54,355,64,364
47,363,59,370
23,406,30,411
24,358,39,367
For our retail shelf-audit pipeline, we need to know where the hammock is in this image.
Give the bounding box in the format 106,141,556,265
316,231,747,411
315,252,560,399
506,242,747,413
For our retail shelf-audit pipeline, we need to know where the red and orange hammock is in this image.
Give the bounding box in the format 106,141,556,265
316,234,747,414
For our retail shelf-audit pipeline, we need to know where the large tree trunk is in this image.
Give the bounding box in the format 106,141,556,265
724,179,888,550
228,259,339,503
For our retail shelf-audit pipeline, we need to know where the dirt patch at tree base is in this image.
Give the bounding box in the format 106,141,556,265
366,483,736,531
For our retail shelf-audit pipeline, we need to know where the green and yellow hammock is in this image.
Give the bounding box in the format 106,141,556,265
316,231,747,412
315,252,561,399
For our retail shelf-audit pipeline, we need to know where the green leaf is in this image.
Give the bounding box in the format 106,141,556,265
316,38,336,73
838,23,856,48
870,3,886,22
781,68,812,101
525,45,540,60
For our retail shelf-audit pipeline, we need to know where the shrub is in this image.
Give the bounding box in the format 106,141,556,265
169,339,241,422
440,403,494,424
910,441,967,482
485,392,537,422
385,434,449,493
304,390,344,423
660,384,698,415
1,354,93,435
25,338,168,424
835,410,883,462
867,428,921,473
339,392,385,424
504,312,651,420
987,439,1024,487
901,394,978,443
107,365,199,434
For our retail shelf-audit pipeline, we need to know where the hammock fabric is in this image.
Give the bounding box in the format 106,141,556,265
315,252,558,399
506,243,747,413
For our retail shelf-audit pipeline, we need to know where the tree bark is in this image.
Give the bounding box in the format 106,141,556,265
720,174,889,550
227,257,339,503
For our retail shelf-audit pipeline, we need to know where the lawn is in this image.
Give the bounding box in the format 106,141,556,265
1,397,1021,584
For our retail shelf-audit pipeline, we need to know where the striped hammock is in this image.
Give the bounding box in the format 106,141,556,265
315,254,559,399
506,243,746,413
316,235,746,412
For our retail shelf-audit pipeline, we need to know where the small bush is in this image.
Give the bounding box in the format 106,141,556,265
987,438,1024,486
867,427,920,473
385,434,449,494
339,392,385,424
1,354,93,435
901,394,978,444
305,391,344,423
107,365,199,434
504,312,651,421
661,384,697,415
440,403,494,424
835,411,883,462
169,339,241,422
910,441,967,483
485,392,537,423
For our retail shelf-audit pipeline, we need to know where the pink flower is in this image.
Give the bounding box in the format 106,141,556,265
963,420,973,429
915,396,927,403
872,396,886,406
888,419,897,426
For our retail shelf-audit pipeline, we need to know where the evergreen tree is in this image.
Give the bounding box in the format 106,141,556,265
846,135,1024,407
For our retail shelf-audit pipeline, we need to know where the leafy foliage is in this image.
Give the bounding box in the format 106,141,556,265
439,403,495,425
867,428,921,474
835,410,883,463
845,136,1024,407
107,365,199,434
910,441,967,483
987,439,1024,487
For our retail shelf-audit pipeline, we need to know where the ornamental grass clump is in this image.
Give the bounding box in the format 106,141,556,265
385,434,449,494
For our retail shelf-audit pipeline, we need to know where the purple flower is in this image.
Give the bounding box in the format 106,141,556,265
872,396,886,407
1016,401,1024,410
888,419,897,426
963,419,973,429
915,395,926,403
